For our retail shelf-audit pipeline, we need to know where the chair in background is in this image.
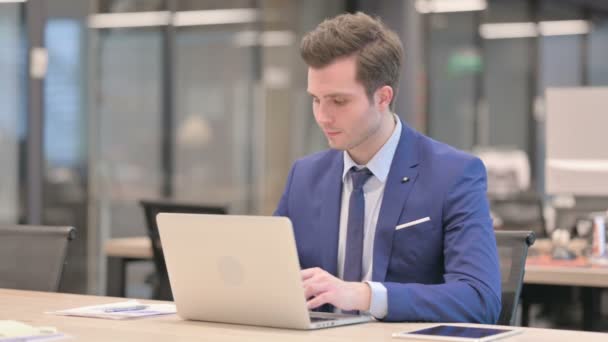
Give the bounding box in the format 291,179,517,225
475,147,547,238
474,147,530,198
140,199,227,300
0,225,76,292
490,191,546,238
495,230,536,326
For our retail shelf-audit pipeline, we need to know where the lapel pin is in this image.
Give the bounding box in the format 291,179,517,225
401,177,409,183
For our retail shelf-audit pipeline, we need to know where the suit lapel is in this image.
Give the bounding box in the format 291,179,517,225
319,152,344,277
372,122,420,282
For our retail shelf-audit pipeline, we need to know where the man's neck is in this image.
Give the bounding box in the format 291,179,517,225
348,112,396,165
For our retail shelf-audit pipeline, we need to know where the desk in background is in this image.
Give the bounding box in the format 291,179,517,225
104,237,608,330
523,255,608,331
2,288,608,342
104,237,151,298
523,238,608,331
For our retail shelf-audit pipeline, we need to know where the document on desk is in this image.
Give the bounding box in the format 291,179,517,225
0,320,67,341
47,300,176,320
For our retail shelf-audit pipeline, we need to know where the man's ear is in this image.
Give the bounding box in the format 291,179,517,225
374,85,394,111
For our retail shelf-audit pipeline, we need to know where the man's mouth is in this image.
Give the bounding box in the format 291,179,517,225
324,131,341,137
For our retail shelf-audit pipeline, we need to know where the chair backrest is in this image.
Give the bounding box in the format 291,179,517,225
0,225,76,292
495,230,535,326
490,191,546,237
139,199,226,300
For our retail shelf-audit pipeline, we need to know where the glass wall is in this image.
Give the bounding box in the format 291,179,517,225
84,0,343,294
535,0,585,194
0,2,25,224
427,11,478,150
93,28,164,238
42,0,90,293
173,24,257,213
88,24,164,295
482,0,533,153
589,13,608,86
424,0,607,193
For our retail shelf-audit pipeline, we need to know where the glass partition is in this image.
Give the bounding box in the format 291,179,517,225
0,2,25,224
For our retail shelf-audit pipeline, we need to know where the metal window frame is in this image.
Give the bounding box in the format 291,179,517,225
24,0,47,225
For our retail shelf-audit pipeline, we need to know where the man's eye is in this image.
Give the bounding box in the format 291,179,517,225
334,99,346,105
312,98,320,104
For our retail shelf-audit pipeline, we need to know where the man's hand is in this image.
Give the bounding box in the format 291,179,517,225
302,267,371,311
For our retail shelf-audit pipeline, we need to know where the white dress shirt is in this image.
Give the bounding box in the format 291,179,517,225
337,114,402,319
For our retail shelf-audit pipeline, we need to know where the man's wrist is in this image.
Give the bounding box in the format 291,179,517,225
357,282,371,311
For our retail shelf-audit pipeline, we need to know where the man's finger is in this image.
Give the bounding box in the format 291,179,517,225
304,281,331,299
301,267,322,280
307,292,332,310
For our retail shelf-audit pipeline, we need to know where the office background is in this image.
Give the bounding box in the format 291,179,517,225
1,0,608,329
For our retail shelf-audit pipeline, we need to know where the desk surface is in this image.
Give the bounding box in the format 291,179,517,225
1,289,607,342
524,261,608,287
104,237,152,259
104,237,608,287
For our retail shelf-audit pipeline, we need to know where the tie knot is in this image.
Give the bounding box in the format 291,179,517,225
350,167,373,191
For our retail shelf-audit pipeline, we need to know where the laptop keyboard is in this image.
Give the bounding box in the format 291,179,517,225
310,316,335,323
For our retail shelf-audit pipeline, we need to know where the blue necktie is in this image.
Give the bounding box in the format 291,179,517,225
343,167,373,282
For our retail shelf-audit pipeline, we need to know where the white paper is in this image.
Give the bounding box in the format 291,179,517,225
46,300,176,320
0,320,67,341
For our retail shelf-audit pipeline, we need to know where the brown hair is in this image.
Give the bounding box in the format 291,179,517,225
300,12,403,109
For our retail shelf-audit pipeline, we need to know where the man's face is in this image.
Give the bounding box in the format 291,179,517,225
307,56,384,152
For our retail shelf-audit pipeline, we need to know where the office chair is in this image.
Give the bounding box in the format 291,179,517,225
140,199,227,300
495,230,535,326
0,225,76,292
491,191,546,238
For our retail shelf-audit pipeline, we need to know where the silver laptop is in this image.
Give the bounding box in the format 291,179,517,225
156,213,372,329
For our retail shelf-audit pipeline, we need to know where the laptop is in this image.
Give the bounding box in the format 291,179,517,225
156,213,372,329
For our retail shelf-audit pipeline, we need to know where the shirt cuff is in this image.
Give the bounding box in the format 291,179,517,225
365,281,388,319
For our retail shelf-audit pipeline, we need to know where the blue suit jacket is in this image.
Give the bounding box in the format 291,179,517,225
274,122,501,323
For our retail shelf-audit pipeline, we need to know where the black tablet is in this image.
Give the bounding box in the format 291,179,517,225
393,325,522,342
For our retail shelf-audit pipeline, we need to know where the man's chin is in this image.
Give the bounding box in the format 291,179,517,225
327,140,347,151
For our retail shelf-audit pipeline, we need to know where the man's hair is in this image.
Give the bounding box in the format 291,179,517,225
300,12,404,109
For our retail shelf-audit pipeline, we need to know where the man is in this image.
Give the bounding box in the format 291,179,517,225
274,12,501,323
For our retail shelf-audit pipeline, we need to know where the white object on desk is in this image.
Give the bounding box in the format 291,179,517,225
0,320,66,341
47,300,176,320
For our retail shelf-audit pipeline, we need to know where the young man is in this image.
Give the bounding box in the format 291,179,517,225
274,12,501,323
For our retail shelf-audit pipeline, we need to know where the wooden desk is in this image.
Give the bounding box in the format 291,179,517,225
522,255,608,331
525,262,608,287
104,237,152,298
104,237,152,259
1,289,607,342
523,237,607,331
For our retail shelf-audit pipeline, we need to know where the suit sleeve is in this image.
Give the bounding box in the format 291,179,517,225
273,162,297,217
381,158,502,323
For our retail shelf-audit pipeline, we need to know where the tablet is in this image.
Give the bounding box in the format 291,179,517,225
392,325,522,342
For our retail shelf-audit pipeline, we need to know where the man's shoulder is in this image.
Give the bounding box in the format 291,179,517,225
416,131,478,164
407,130,488,202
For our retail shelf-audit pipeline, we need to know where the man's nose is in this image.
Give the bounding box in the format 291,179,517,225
315,103,334,125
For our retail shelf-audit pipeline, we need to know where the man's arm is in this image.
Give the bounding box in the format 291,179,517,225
381,157,501,323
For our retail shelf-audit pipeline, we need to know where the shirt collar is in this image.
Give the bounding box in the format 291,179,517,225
342,113,402,184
